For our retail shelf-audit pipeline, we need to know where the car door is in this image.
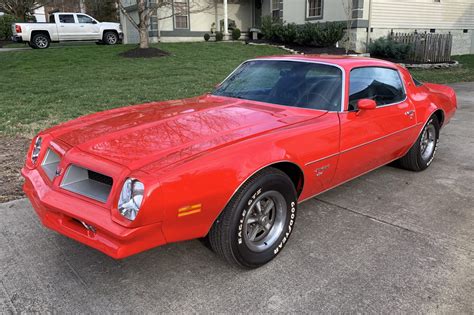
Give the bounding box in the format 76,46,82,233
332,66,419,184
57,14,81,40
76,14,101,40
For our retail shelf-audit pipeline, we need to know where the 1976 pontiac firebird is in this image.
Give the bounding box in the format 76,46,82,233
22,56,457,268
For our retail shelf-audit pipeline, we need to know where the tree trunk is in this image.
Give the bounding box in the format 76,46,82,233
139,26,149,49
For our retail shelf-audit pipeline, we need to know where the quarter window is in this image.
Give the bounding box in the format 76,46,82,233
307,0,323,18
59,14,75,23
349,67,405,109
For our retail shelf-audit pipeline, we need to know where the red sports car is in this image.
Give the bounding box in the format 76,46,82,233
22,55,457,268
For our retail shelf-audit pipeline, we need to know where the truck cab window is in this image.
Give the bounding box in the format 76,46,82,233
59,14,75,23
49,14,55,23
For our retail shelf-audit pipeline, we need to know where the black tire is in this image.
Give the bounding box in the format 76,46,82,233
208,168,298,269
31,33,50,49
103,31,118,45
28,42,37,49
398,116,440,171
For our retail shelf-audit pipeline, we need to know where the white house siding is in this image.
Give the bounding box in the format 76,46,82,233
121,0,253,44
369,0,474,54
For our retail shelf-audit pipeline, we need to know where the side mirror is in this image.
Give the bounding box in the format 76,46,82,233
357,99,377,110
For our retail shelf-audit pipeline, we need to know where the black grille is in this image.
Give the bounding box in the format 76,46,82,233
88,170,113,186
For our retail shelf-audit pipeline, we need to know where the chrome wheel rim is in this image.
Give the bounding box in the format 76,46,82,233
35,36,48,48
420,124,436,160
106,34,117,44
242,191,287,252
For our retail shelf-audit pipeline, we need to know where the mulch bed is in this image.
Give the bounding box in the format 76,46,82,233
0,135,30,202
119,47,170,58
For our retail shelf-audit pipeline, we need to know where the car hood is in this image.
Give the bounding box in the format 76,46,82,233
101,22,120,27
48,95,325,171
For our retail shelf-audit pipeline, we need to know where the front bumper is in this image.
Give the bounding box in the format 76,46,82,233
11,35,23,43
22,167,167,259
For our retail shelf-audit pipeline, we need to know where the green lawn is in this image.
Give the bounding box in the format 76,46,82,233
0,42,283,136
0,43,473,136
410,55,474,84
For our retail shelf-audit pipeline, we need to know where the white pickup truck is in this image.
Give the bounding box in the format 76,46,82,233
12,12,123,49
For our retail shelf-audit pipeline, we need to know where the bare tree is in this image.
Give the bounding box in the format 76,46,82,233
341,0,354,54
0,0,50,21
118,0,213,49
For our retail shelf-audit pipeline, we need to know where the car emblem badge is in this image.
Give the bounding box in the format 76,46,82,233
55,168,62,177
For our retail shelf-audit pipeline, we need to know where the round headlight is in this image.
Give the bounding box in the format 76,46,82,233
118,178,144,221
31,136,42,164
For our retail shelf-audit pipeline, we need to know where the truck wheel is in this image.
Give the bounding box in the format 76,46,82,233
31,33,50,49
208,168,298,268
398,116,440,171
103,31,118,45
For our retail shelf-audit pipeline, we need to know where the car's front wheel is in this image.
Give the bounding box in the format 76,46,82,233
103,31,118,45
208,168,297,268
398,116,440,171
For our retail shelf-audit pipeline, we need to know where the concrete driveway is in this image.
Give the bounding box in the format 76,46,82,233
1,83,473,313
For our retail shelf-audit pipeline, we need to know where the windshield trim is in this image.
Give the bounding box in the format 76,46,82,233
216,58,346,112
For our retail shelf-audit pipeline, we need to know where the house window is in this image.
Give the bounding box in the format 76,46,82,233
174,0,189,29
307,0,323,18
272,0,282,21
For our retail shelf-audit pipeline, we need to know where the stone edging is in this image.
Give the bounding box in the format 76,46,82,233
246,42,301,54
399,60,459,69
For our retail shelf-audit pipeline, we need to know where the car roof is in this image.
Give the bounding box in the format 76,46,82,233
254,55,399,70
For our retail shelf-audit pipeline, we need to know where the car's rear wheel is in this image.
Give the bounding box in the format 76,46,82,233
398,116,440,171
208,168,297,268
103,31,118,45
31,33,50,49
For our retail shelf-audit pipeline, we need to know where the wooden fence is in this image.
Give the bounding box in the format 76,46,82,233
390,32,453,63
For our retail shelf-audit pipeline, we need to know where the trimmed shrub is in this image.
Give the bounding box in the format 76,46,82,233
0,14,16,41
274,23,298,44
318,22,345,47
215,31,224,42
204,33,210,41
368,36,412,60
260,17,344,47
231,28,241,40
261,16,276,40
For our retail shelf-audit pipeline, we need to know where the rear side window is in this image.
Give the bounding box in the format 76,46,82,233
59,14,75,23
349,67,405,109
77,14,94,24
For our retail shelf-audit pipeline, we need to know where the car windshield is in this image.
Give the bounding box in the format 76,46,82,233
212,60,343,111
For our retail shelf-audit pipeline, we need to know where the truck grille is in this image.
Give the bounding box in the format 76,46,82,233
61,165,113,203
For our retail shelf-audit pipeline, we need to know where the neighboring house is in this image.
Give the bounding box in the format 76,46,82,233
120,0,474,55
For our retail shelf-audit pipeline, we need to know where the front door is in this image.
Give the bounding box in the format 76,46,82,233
76,14,101,40
333,66,419,184
254,0,262,27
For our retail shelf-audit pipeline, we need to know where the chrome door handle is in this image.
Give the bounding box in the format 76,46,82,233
405,110,415,116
